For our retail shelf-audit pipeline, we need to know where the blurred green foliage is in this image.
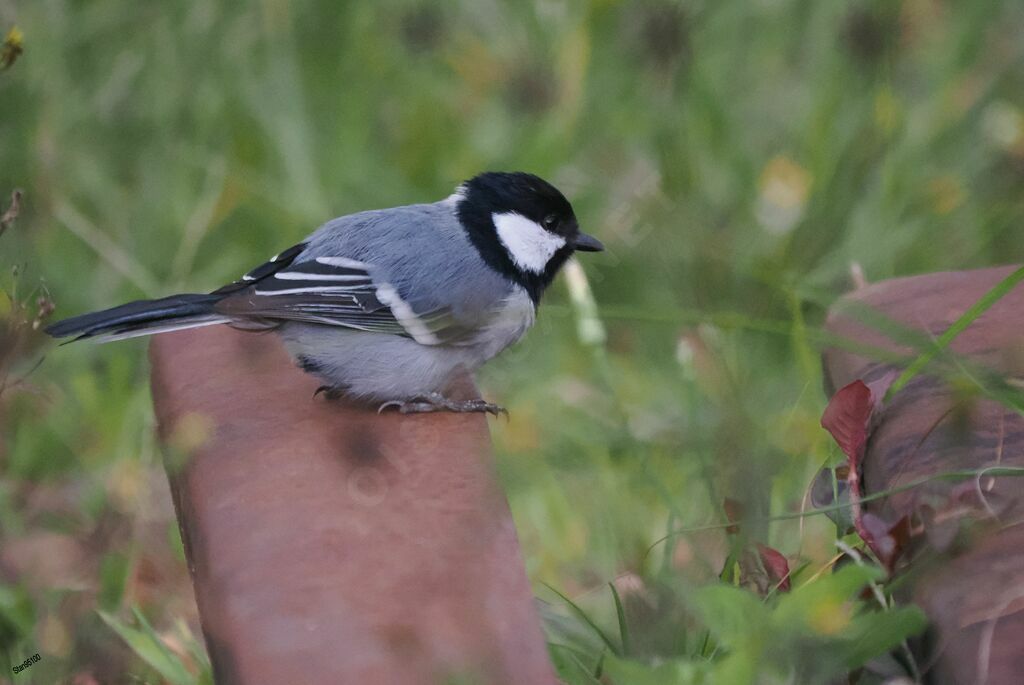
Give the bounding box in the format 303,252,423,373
2,0,1024,682
549,565,926,684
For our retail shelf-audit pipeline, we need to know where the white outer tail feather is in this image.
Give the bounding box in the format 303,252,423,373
82,315,230,343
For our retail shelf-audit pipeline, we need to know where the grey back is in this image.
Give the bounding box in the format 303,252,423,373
298,201,514,326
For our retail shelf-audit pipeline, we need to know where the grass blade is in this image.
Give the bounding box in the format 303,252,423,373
549,643,604,685
886,265,1024,399
608,582,631,657
98,609,193,685
543,582,621,657
644,466,1024,555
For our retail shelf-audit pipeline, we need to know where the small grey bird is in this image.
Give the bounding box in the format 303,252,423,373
46,172,604,414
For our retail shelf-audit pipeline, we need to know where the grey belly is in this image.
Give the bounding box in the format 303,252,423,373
278,324,486,402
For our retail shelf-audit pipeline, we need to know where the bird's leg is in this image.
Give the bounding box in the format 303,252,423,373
378,392,508,418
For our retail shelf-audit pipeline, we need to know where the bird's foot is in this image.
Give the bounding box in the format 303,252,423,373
378,392,508,418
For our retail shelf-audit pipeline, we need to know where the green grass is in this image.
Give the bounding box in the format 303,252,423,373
3,0,1024,682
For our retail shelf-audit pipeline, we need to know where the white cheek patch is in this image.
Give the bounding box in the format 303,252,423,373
492,211,566,273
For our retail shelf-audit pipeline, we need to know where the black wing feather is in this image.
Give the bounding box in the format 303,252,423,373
211,242,309,295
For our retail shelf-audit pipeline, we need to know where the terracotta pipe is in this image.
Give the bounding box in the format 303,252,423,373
149,326,555,685
823,265,1024,684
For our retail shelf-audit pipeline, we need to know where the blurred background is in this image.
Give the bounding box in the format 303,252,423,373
2,0,1024,682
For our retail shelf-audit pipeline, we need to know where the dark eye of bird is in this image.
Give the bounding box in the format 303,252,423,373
542,214,559,231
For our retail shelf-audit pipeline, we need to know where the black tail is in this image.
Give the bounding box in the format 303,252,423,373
45,293,228,342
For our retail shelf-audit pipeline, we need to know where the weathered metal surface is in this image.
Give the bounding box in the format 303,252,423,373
149,326,555,685
824,266,1024,684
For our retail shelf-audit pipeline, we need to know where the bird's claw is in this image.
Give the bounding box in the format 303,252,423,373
377,393,508,418
314,385,345,400
377,399,405,414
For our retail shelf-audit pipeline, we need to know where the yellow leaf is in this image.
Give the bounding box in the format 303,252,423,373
5,26,22,47
1,25,24,70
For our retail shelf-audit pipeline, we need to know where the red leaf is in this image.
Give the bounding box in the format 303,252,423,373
859,513,912,571
820,374,897,571
820,380,873,466
756,543,791,592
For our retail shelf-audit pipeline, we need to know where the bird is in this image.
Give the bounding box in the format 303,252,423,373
45,171,604,414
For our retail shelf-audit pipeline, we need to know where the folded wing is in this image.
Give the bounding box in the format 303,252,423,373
216,253,461,345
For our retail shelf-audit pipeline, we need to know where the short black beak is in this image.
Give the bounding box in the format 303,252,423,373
572,232,604,252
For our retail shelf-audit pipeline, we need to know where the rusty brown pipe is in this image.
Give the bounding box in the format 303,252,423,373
149,326,555,684
824,266,1024,684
